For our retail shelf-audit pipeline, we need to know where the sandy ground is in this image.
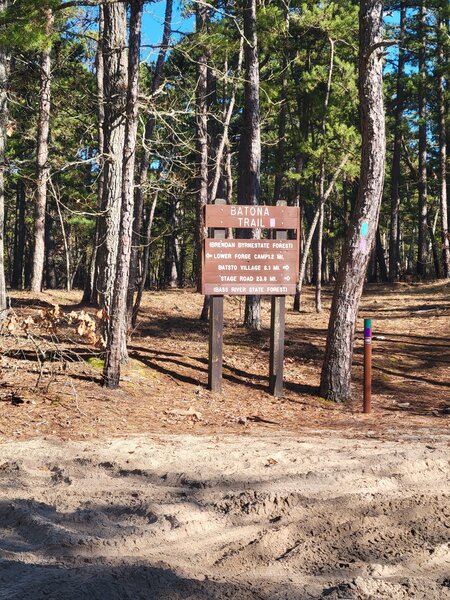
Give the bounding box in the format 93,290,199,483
1,432,449,600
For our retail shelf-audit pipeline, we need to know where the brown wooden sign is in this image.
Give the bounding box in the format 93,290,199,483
202,238,298,295
202,205,300,296
204,201,300,398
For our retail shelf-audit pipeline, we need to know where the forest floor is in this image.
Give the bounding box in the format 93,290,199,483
0,282,449,599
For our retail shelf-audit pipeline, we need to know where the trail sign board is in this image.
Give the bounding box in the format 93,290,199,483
202,205,300,296
203,201,300,398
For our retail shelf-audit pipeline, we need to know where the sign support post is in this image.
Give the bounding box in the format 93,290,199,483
269,202,288,397
207,199,226,392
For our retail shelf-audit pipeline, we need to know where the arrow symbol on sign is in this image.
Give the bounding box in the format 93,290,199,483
206,253,213,258
282,265,290,271
284,275,291,282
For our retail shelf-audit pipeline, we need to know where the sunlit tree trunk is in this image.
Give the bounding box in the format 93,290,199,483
417,2,430,277
315,37,335,313
320,0,385,401
389,2,405,282
195,4,209,313
104,0,143,388
95,2,127,322
84,5,104,304
31,9,53,292
0,4,9,314
239,0,261,330
437,7,450,277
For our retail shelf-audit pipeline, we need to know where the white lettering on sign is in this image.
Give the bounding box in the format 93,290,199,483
273,242,294,249
237,241,270,249
218,265,238,271
254,253,274,260
210,241,236,248
230,206,271,217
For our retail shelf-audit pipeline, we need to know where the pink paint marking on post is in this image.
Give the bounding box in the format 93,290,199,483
360,238,367,251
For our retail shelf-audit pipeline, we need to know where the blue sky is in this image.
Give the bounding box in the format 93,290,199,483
141,0,195,63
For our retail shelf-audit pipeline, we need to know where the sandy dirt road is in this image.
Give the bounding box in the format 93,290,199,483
0,432,449,599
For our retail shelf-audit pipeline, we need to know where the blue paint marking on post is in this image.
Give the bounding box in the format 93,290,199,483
364,318,372,340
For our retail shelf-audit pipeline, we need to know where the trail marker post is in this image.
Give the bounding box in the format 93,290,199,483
202,200,300,395
363,318,372,413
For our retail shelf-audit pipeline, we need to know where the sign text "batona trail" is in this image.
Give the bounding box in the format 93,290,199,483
204,204,299,230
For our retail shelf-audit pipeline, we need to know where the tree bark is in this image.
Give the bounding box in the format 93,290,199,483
320,0,385,401
0,5,9,314
273,5,289,204
416,2,429,277
195,4,209,301
44,212,57,289
132,186,159,327
83,5,105,304
437,7,450,277
388,2,405,282
12,179,26,289
95,2,127,321
376,225,388,282
103,0,143,388
315,37,335,313
239,0,262,330
31,8,53,292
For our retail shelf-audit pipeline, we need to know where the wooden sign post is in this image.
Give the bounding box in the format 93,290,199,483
207,199,226,393
269,202,288,397
203,200,300,395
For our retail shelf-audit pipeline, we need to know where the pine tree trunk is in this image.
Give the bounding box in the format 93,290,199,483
195,5,209,299
44,212,57,289
273,6,289,204
163,198,180,288
132,188,159,326
30,9,53,293
376,226,388,282
320,0,385,402
83,6,105,305
103,0,143,389
12,180,25,289
0,12,9,315
315,37,335,312
240,0,261,330
417,2,428,277
95,2,127,322
389,2,405,281
437,8,450,277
